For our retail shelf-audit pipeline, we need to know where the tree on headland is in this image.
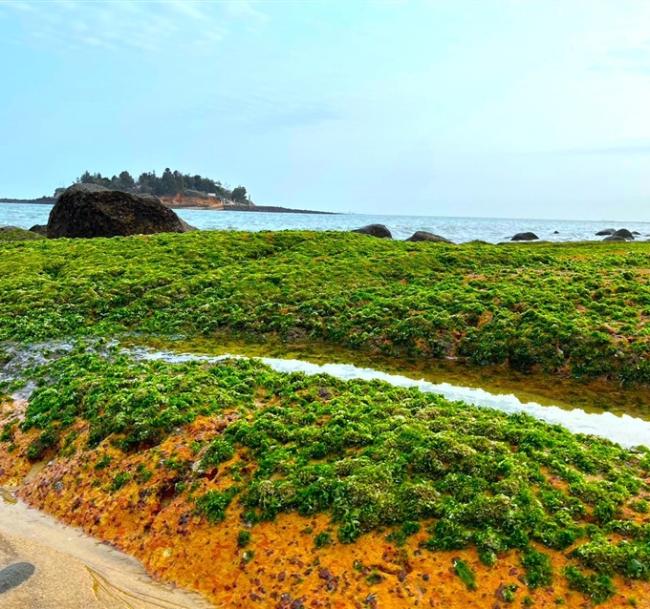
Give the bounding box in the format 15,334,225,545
117,171,135,190
231,186,248,202
137,171,157,194
74,169,248,202
78,171,110,187
159,168,177,196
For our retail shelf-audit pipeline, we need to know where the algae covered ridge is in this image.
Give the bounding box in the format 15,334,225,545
1,348,650,607
0,231,648,385
0,230,649,608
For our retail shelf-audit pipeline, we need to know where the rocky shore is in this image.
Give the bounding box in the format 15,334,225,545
1,193,334,215
0,186,648,242
351,223,649,243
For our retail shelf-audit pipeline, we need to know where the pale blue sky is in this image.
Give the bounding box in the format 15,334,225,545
1,0,650,220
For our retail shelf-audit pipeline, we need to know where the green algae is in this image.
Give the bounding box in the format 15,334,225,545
0,231,648,385
0,227,43,241
6,349,650,600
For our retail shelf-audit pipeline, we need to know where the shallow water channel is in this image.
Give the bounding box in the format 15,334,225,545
128,343,650,449
1,338,650,608
3,338,649,448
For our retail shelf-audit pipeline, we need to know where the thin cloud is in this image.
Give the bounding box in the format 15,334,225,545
555,141,650,156
0,0,36,12
166,0,206,20
222,0,268,24
0,0,267,53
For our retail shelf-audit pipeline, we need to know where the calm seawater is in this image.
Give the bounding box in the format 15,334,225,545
2,203,649,243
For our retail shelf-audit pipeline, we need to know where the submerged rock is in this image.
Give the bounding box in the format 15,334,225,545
29,224,48,236
596,228,615,236
406,231,451,243
47,183,190,239
510,232,539,241
351,224,392,239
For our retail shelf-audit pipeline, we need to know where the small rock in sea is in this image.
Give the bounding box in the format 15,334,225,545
595,228,615,236
552,230,559,234
405,231,451,243
632,230,641,235
603,228,635,242
510,232,539,241
351,224,392,239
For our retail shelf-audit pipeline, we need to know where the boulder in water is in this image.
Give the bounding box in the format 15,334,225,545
510,232,539,241
406,231,451,243
596,228,615,236
603,229,636,242
47,183,190,239
351,224,392,239
608,228,634,241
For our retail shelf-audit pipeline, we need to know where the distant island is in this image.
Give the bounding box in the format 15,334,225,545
0,168,336,215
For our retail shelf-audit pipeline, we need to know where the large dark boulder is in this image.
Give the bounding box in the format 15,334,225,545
47,183,190,238
510,232,539,241
352,224,392,239
406,231,451,243
595,228,615,236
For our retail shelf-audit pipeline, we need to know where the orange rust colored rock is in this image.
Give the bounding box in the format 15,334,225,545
1,407,649,609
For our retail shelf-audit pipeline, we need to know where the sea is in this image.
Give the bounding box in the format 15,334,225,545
1,202,649,243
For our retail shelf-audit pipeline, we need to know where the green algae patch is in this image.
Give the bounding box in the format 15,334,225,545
453,557,477,590
0,227,43,241
0,231,648,386
7,349,650,601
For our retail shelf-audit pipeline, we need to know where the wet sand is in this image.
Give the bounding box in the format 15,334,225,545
0,489,210,609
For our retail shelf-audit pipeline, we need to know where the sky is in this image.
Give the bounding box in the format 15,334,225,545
1,0,650,220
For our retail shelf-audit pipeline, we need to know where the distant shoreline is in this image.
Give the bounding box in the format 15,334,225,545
0,197,56,205
0,198,337,215
191,204,337,215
